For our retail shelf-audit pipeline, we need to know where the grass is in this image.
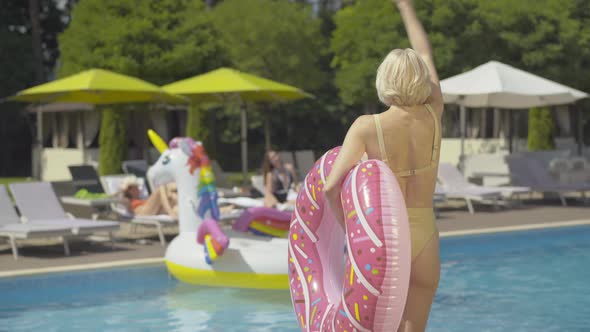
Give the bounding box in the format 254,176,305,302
225,172,257,187
0,177,29,187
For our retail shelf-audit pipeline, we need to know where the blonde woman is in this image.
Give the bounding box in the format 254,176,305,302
324,1,442,331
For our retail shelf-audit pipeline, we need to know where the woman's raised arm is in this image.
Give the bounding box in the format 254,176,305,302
394,0,439,84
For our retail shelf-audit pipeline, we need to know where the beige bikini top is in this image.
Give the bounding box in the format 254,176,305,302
373,104,440,177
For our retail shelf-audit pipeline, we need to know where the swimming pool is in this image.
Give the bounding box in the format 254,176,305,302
1,225,588,331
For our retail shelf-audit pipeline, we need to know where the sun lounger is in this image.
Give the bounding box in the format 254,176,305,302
505,156,590,206
122,160,149,178
9,182,119,240
68,165,105,193
294,150,316,181
211,160,245,198
122,160,151,193
63,165,116,211
0,186,73,260
568,157,590,183
250,175,265,196
278,151,296,167
101,175,245,243
437,163,508,214
100,175,177,245
439,162,530,199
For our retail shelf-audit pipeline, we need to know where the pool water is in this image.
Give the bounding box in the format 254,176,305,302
1,226,589,332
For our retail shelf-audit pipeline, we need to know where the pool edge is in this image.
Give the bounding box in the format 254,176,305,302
0,257,164,279
2,219,589,279
439,219,590,238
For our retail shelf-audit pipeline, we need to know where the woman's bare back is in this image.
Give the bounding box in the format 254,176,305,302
364,104,441,208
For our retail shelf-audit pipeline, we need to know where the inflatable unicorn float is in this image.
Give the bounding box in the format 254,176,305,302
147,131,412,330
146,130,291,289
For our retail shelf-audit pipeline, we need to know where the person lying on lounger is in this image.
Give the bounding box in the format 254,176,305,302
119,176,178,217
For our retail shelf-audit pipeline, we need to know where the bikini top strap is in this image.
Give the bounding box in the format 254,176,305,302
373,114,389,166
395,104,440,177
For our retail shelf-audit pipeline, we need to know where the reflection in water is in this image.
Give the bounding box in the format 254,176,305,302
165,283,298,332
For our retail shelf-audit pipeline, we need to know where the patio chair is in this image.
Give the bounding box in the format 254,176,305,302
437,163,507,214
439,163,530,200
250,175,265,196
548,157,571,184
68,165,104,193
211,160,244,198
294,150,316,181
101,175,177,245
9,182,119,245
62,165,120,211
505,156,590,206
211,160,232,189
0,186,73,260
567,157,590,184
278,151,295,167
433,184,447,218
122,160,152,193
122,160,149,178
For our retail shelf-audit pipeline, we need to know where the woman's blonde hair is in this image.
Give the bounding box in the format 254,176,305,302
375,48,432,107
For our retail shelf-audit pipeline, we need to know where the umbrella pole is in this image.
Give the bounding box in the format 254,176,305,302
34,109,43,179
77,112,86,163
577,106,583,156
459,104,466,171
508,111,514,153
264,110,271,151
240,103,248,186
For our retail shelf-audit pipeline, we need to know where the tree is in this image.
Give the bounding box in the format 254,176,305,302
212,0,325,91
97,109,128,175
209,0,327,167
28,0,43,84
59,0,225,174
528,107,555,151
473,0,590,94
186,104,215,158
0,0,74,176
330,0,467,112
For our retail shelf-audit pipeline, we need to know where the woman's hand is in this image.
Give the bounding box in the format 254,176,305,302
323,116,369,231
325,185,346,231
393,0,412,6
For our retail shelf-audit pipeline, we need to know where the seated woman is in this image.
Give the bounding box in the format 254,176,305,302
119,176,178,217
261,150,299,208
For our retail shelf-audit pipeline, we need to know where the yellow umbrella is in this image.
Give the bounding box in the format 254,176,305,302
8,69,186,179
10,68,186,104
162,67,312,102
162,67,313,184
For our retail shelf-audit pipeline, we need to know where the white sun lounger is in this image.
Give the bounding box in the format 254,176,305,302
101,175,242,245
505,156,590,206
0,186,73,260
9,182,119,244
100,175,178,245
437,163,509,214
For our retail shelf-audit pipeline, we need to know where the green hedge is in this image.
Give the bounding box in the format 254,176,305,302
528,107,555,151
98,108,128,175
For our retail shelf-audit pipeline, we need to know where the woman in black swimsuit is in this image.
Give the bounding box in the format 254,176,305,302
261,150,298,207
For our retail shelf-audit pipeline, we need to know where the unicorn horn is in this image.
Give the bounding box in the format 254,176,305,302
147,129,168,153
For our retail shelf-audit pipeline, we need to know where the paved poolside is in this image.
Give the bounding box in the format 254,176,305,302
1,200,588,276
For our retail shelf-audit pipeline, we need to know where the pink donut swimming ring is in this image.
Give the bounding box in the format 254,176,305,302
288,147,411,332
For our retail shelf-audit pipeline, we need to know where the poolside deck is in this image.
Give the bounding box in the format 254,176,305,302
1,201,588,276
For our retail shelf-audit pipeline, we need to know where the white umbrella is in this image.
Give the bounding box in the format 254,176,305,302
441,60,588,163
442,61,587,108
